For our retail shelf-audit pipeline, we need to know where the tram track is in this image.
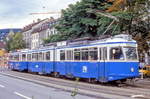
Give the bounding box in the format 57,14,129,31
0,70,150,99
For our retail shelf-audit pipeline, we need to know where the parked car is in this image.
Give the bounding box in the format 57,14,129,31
139,65,150,77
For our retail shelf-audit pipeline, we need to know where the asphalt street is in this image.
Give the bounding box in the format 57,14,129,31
0,74,96,99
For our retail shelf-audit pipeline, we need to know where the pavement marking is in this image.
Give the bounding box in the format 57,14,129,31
14,92,32,99
0,84,5,88
131,94,145,98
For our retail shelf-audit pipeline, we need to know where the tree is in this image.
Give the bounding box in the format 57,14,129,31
98,0,150,53
54,0,134,40
43,34,67,43
5,32,25,52
55,0,114,40
45,0,150,45
125,0,150,53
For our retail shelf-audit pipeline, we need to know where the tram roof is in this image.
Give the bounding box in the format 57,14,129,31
9,34,137,53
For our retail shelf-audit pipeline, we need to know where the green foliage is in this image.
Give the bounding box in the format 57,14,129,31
44,0,150,45
5,32,25,51
43,34,68,43
125,0,150,52
54,0,113,41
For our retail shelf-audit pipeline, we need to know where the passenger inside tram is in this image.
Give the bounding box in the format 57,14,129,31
111,48,124,60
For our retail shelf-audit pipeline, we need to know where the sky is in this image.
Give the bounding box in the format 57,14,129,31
0,0,79,29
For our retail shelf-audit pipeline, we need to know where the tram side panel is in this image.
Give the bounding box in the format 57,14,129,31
44,62,54,74
126,62,139,78
104,45,139,81
54,49,66,75
8,61,15,70
98,62,106,82
28,50,54,74
28,61,46,73
44,50,54,74
72,61,99,79
13,62,20,70
54,47,101,79
105,62,139,81
27,52,44,73
18,61,28,71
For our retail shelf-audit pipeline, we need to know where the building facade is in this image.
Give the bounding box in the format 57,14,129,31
22,18,59,49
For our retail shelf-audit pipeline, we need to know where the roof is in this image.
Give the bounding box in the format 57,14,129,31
31,18,58,34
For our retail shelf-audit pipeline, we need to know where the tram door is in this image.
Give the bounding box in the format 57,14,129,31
66,50,73,77
98,47,107,82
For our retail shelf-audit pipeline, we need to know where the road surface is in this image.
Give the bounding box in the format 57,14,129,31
0,74,95,99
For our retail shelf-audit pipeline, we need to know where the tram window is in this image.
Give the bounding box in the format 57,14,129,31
74,49,80,60
38,52,43,61
103,47,107,60
32,53,35,61
110,47,124,60
17,55,19,61
46,51,50,60
67,50,73,60
89,48,98,60
99,48,102,60
32,53,38,61
35,53,38,61
22,54,26,61
60,50,65,60
14,55,19,61
27,54,31,61
81,48,88,60
123,47,137,60
74,49,80,51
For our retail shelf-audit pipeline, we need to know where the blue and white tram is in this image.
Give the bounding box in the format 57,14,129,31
8,52,19,70
8,34,139,82
27,47,55,74
8,50,28,71
55,35,139,82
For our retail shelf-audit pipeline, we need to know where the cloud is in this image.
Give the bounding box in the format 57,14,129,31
0,0,80,29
